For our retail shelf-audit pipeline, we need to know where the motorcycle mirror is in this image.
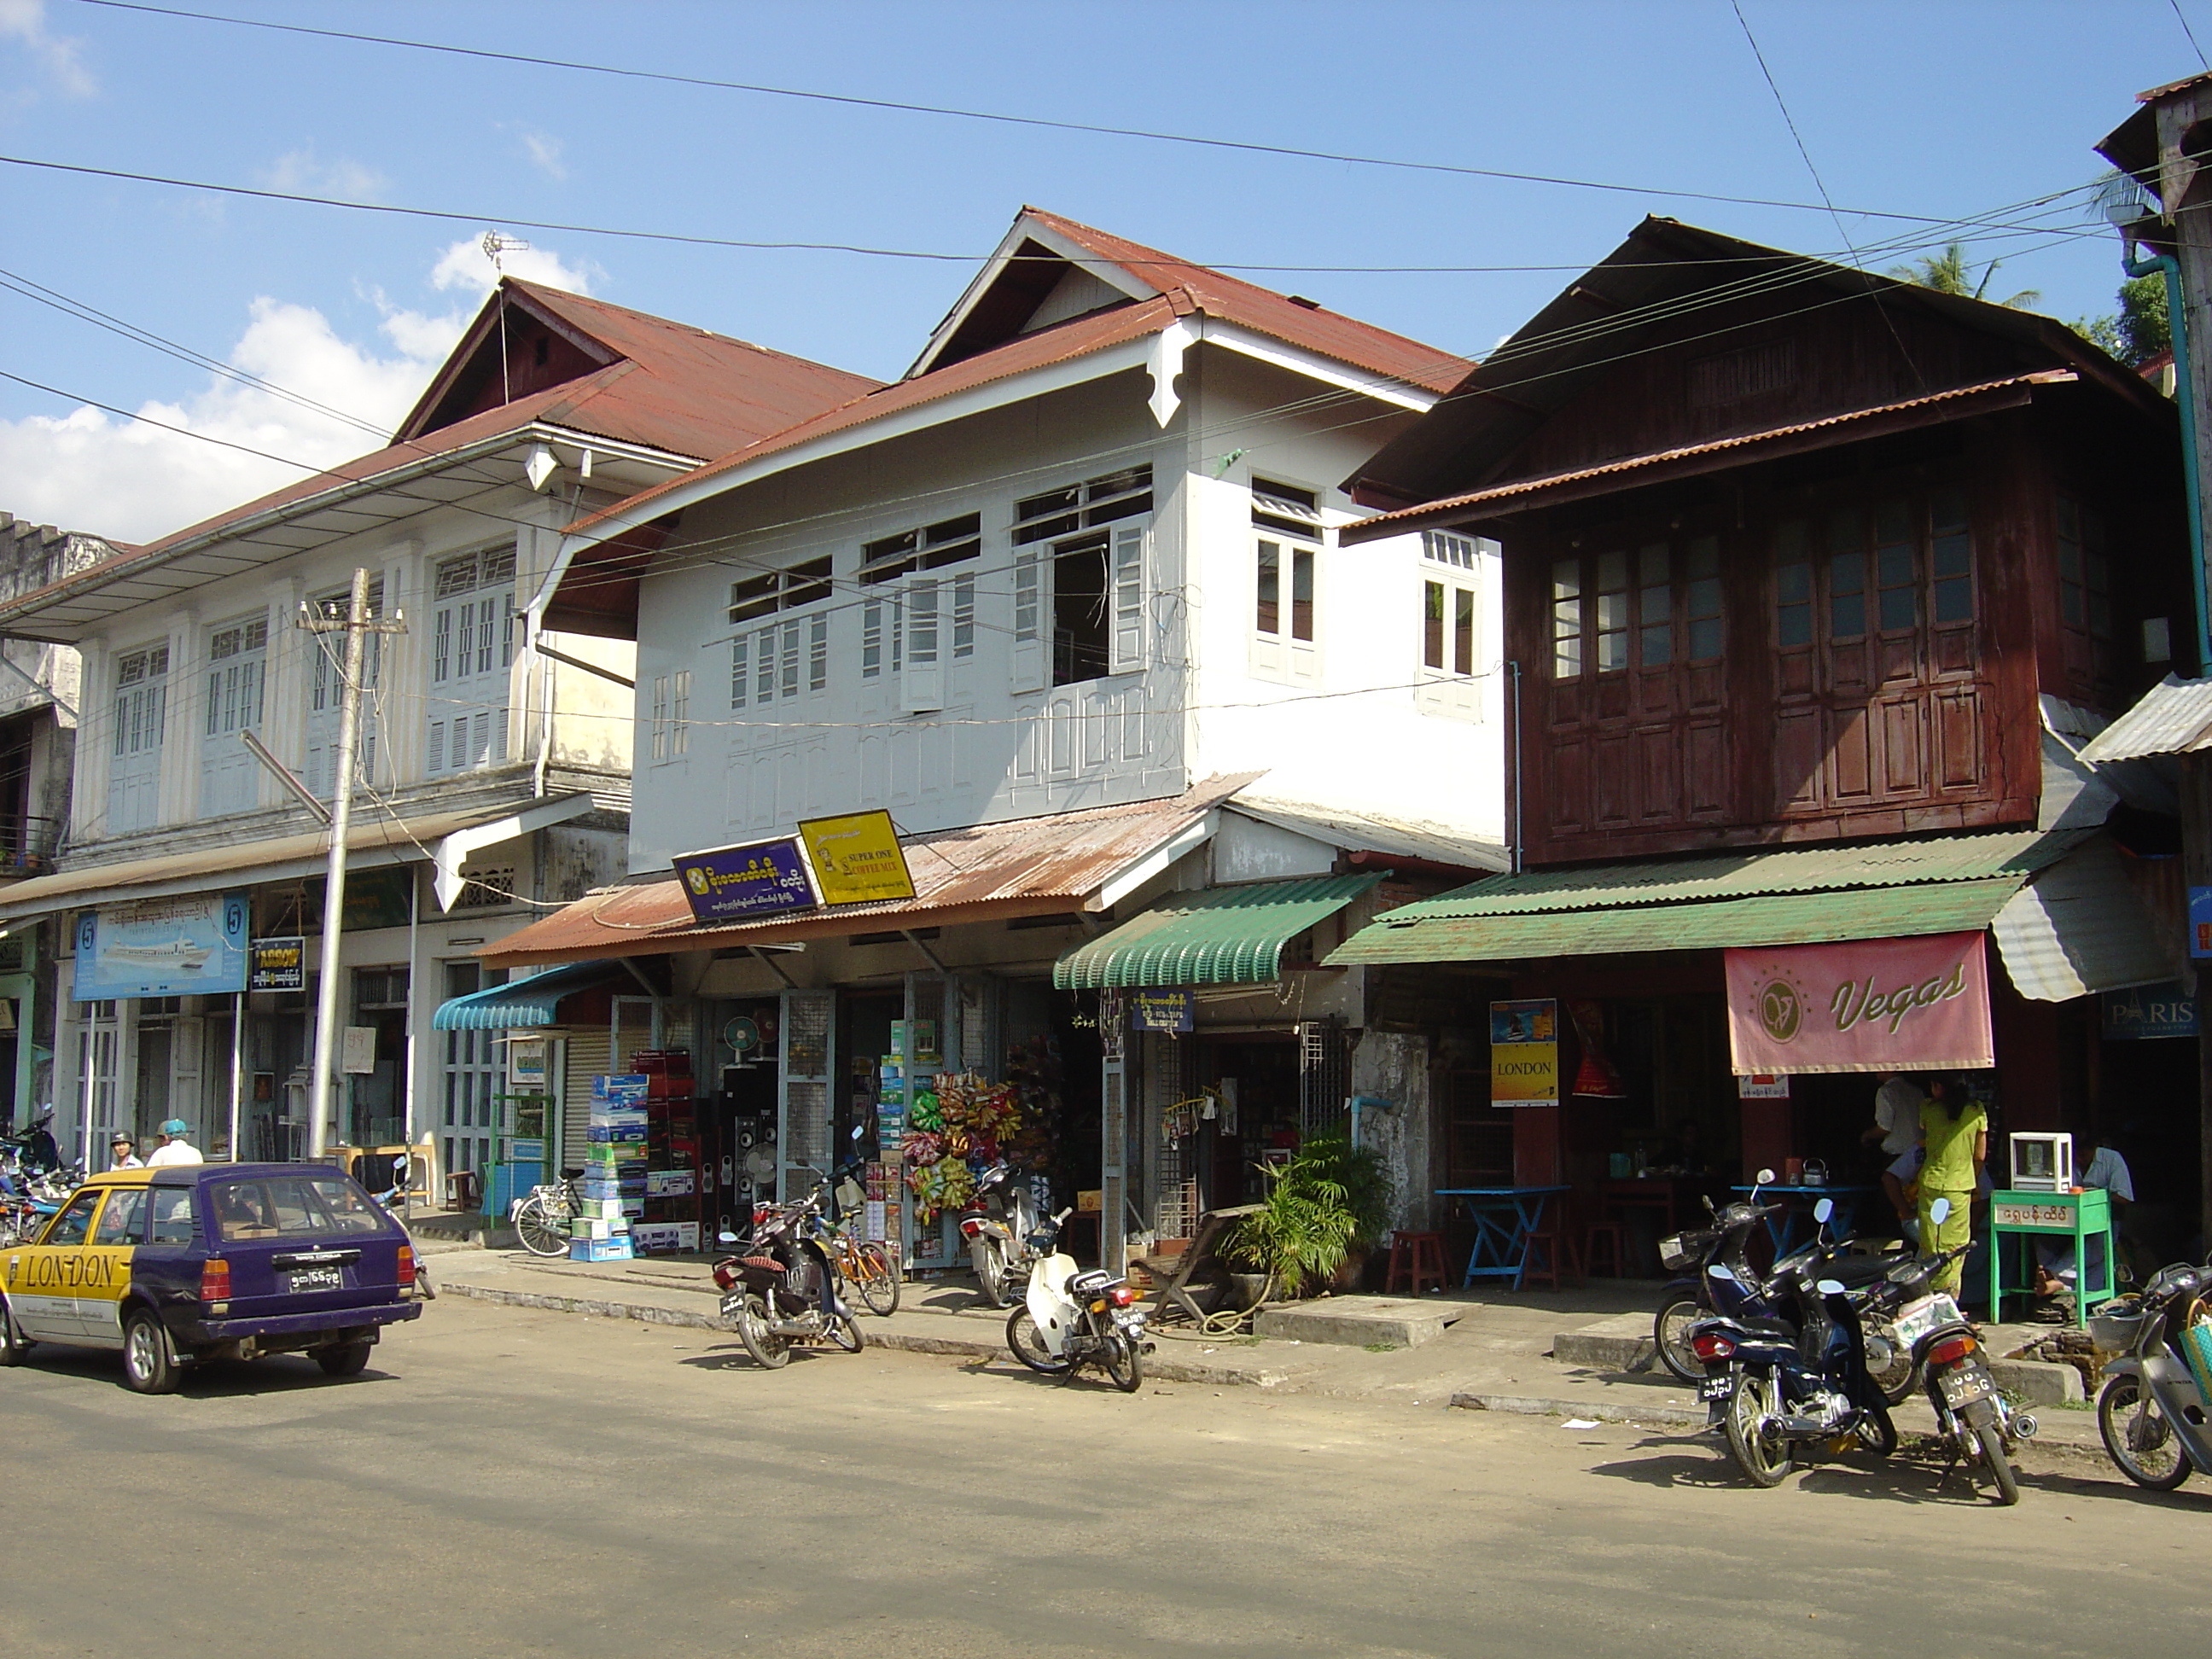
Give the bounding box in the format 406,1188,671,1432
1755,1167,1776,1185
851,1124,864,1140
1706,1263,1739,1284
718,1231,740,1244
1929,1196,1952,1225
1816,1278,1846,1296
1813,1198,1834,1225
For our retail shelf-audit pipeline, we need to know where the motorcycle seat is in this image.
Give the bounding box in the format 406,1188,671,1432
736,1256,786,1276
1068,1269,1114,1295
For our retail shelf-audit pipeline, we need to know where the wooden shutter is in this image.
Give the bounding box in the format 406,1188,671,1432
1009,550,1045,693
1109,523,1146,674
901,575,943,713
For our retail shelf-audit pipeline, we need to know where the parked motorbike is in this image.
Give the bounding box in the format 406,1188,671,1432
1657,1168,1919,1404
1854,1196,2034,1505
1691,1196,1899,1487
1004,1208,1150,1392
959,1160,1046,1308
373,1154,435,1300
2093,1259,2212,1491
713,1175,864,1368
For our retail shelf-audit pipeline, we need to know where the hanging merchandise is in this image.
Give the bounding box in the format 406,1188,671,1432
909,1089,943,1132
908,1155,975,1220
1569,1000,1627,1099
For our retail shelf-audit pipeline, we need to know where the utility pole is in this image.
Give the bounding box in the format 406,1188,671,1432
300,568,404,1160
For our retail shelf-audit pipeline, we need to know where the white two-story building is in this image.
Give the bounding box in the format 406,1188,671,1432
484,211,1511,1266
0,280,875,1184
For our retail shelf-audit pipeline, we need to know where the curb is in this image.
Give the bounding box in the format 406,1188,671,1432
437,1281,1294,1386
1449,1392,1708,1428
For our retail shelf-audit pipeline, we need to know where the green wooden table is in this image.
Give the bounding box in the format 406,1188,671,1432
1988,1187,2113,1329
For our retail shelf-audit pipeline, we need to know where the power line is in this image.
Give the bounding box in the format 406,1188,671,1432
70,0,2058,230
2173,0,2212,70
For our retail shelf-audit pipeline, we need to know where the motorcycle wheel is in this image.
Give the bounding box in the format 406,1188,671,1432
1972,1419,2021,1506
1099,1325,1144,1394
735,1295,791,1370
2098,1375,2190,1490
852,1243,900,1317
1723,1370,1792,1487
1005,1307,1073,1375
1653,1299,1702,1382
827,1311,864,1353
1852,1399,1898,1457
1866,1330,1922,1406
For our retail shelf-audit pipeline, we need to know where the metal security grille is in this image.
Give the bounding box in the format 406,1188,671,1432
1298,1017,1353,1135
778,989,835,1190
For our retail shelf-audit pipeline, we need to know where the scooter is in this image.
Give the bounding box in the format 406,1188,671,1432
1691,1196,1899,1487
372,1154,436,1300
959,1160,1045,1308
2092,1258,2212,1492
1004,1208,1150,1393
713,1173,864,1369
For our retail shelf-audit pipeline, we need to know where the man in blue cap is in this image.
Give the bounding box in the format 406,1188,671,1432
147,1118,202,1167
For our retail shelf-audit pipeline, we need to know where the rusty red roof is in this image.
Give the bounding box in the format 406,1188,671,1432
480,775,1256,967
1342,371,2078,542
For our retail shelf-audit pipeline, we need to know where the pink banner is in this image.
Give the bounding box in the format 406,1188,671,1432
1725,931,1994,1076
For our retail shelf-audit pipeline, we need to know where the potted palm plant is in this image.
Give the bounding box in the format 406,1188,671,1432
1224,1133,1394,1301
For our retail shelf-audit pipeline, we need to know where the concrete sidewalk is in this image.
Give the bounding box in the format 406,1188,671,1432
419,1243,2115,1468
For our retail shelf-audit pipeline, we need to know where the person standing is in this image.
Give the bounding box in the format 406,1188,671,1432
1863,1073,1925,1160
1918,1075,1987,1295
147,1119,202,1167
108,1133,143,1170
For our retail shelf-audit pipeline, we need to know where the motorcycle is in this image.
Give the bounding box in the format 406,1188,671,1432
959,1160,1047,1308
1004,1208,1150,1392
1856,1196,2034,1505
713,1174,864,1368
2092,1259,2212,1492
372,1154,436,1300
1657,1168,1920,1404
1691,1196,1900,1487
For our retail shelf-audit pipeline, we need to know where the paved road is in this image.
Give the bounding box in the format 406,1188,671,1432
6,1297,2204,1658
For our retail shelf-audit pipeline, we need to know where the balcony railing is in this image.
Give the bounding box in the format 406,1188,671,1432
0,814,61,876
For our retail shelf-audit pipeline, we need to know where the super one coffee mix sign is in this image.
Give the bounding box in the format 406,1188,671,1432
1724,931,1994,1077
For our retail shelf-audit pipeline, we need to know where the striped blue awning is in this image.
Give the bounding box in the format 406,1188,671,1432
431,960,620,1030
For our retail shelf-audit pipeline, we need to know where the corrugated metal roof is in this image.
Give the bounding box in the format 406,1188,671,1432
480,776,1256,967
1343,374,2074,541
2075,674,2212,762
1326,879,2027,965
432,960,620,1030
1225,798,1509,874
1358,830,2081,925
1052,873,1384,989
1990,840,2181,1002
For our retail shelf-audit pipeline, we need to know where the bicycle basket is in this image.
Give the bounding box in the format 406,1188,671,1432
2086,1297,2151,1356
1660,1231,1715,1272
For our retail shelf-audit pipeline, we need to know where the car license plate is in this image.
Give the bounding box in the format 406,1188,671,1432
1938,1365,1994,1409
282,1266,343,1294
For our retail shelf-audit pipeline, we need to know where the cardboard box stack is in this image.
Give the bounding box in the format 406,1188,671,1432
573,1073,648,1261
633,1050,700,1254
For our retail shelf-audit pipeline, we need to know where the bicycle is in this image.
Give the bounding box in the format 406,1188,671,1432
509,1170,584,1257
774,1167,901,1316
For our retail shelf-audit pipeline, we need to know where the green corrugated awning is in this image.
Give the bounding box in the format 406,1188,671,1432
431,960,620,1030
1055,874,1386,988
1328,878,2029,964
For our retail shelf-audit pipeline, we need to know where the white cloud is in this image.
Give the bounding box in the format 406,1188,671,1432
0,0,95,98
0,237,599,544
430,233,598,296
518,129,567,182
261,148,390,204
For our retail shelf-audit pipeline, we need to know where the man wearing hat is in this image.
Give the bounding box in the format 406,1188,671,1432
147,1119,202,1167
108,1133,143,1170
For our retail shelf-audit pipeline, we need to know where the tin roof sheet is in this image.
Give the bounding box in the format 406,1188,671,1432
480,777,1257,967
1989,840,2182,1002
2075,674,2212,762
1052,873,1384,989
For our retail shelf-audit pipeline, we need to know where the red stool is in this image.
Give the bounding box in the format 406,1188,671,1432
1520,1225,1584,1289
1385,1231,1447,1295
1583,1222,1629,1278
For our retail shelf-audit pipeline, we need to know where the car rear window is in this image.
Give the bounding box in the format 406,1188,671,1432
210,1176,388,1242
148,1190,196,1246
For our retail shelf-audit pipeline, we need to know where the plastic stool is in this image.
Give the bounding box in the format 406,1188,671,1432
1385,1231,1447,1295
1583,1222,1628,1278
1520,1225,1584,1289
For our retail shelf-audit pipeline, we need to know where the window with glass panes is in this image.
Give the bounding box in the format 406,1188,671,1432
1770,488,1973,648
426,549,512,777
439,961,504,1179
1550,536,1722,678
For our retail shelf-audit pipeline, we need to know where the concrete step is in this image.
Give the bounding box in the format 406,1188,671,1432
1551,1313,1656,1371
1254,1295,1464,1349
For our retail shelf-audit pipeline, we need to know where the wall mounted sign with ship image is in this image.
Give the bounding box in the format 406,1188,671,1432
74,891,250,999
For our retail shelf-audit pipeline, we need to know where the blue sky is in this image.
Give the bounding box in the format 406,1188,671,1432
1,0,2206,540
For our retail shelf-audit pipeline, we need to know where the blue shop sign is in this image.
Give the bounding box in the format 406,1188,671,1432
1129,988,1194,1033
73,891,249,1000
2103,981,2199,1040
673,837,819,923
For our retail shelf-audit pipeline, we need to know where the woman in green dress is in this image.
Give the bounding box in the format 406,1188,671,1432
1917,1075,1987,1295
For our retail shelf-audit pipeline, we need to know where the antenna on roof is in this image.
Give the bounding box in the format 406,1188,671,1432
481,230,533,272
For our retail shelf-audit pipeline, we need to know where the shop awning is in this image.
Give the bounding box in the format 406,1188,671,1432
432,959,624,1030
1326,830,2087,969
1989,838,2182,1000
1053,873,1385,988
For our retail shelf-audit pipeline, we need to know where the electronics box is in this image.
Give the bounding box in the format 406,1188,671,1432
2009,1132,2075,1193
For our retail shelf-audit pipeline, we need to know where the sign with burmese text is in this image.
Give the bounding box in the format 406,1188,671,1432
1488,998,1559,1108
1724,931,1994,1076
798,810,916,905
672,837,818,924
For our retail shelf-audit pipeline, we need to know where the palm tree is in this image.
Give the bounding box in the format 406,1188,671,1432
1885,242,2040,309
